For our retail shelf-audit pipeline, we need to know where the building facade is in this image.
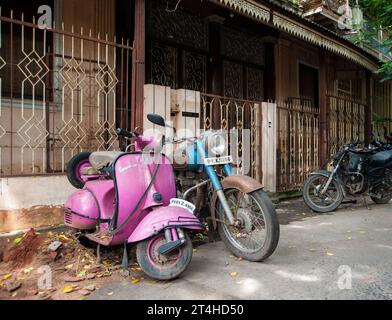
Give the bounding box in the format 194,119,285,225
0,0,390,222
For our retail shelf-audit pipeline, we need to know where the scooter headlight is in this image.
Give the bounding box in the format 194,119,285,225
207,132,226,156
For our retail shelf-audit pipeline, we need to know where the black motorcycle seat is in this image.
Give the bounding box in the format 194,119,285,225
370,150,392,168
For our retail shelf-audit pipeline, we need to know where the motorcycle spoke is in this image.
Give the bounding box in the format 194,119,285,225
217,189,267,253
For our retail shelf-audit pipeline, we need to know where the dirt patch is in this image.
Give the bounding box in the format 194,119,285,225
0,229,143,300
0,228,209,300
3,229,44,268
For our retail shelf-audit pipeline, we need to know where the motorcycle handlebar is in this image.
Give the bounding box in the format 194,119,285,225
116,128,134,139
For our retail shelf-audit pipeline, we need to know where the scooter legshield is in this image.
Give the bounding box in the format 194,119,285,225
128,206,204,243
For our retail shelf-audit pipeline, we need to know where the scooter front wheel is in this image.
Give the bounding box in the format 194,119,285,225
136,231,193,280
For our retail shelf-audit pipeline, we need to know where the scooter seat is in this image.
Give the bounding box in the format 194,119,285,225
89,151,123,170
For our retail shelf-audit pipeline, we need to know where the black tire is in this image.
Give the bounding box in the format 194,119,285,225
66,152,92,189
216,189,280,262
303,174,344,213
136,232,193,281
371,195,392,204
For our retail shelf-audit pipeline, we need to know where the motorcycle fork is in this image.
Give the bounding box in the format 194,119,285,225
321,162,342,195
195,140,236,225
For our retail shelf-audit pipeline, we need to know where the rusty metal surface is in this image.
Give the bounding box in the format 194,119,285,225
221,174,263,194
276,98,320,192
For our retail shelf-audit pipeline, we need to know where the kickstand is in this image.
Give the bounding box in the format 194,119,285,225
121,242,129,270
96,243,101,264
363,195,371,210
207,219,217,243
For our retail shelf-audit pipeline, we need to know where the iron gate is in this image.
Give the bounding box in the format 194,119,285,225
201,93,262,182
0,13,134,176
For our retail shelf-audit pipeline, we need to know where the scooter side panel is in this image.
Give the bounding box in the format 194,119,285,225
128,206,204,243
105,153,177,245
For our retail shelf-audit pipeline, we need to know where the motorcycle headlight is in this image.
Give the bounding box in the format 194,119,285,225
207,132,226,156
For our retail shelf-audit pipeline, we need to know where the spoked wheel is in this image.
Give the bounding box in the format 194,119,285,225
66,152,92,189
216,189,280,262
136,231,193,280
303,174,343,213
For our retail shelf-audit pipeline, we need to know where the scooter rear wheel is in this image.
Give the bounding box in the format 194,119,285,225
136,232,193,281
66,152,92,189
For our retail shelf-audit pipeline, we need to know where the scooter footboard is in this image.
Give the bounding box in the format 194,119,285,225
128,206,204,243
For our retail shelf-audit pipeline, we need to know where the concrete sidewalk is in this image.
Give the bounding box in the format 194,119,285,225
89,202,392,300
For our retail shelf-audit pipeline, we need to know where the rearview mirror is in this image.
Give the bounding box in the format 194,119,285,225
147,114,165,127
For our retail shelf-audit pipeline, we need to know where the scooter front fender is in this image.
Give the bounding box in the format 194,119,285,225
128,206,204,243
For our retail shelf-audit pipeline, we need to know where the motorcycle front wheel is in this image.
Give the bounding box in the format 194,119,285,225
215,189,280,262
303,174,344,213
136,231,193,281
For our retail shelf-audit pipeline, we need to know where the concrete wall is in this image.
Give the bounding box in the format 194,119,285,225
0,175,75,211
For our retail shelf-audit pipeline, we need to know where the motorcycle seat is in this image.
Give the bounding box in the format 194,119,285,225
89,151,123,170
370,150,392,168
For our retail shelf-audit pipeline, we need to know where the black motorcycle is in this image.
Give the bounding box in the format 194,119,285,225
303,135,392,213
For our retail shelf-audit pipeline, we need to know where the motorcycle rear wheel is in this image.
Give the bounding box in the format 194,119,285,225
216,189,280,262
303,174,344,213
136,232,193,280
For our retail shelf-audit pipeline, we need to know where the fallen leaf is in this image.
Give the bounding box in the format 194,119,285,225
230,272,238,277
11,292,18,297
131,277,141,284
359,231,367,235
13,237,22,245
48,231,54,237
288,245,297,249
65,264,74,270
79,296,86,300
3,274,12,280
192,249,197,253
58,235,69,241
63,284,73,294
23,267,34,274
107,291,114,296
78,271,87,277
326,252,335,256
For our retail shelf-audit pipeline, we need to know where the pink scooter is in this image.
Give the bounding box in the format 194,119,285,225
64,114,204,280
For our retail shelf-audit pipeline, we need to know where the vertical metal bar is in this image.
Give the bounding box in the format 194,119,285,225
10,12,14,175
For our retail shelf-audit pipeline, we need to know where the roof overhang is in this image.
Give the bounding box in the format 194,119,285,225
209,0,379,72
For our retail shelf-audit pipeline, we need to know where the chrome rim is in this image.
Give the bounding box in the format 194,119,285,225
217,190,267,254
306,175,340,208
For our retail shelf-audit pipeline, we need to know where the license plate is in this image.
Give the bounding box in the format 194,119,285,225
204,155,233,166
169,198,196,214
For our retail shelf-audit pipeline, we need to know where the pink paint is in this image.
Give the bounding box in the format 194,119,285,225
64,150,203,246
